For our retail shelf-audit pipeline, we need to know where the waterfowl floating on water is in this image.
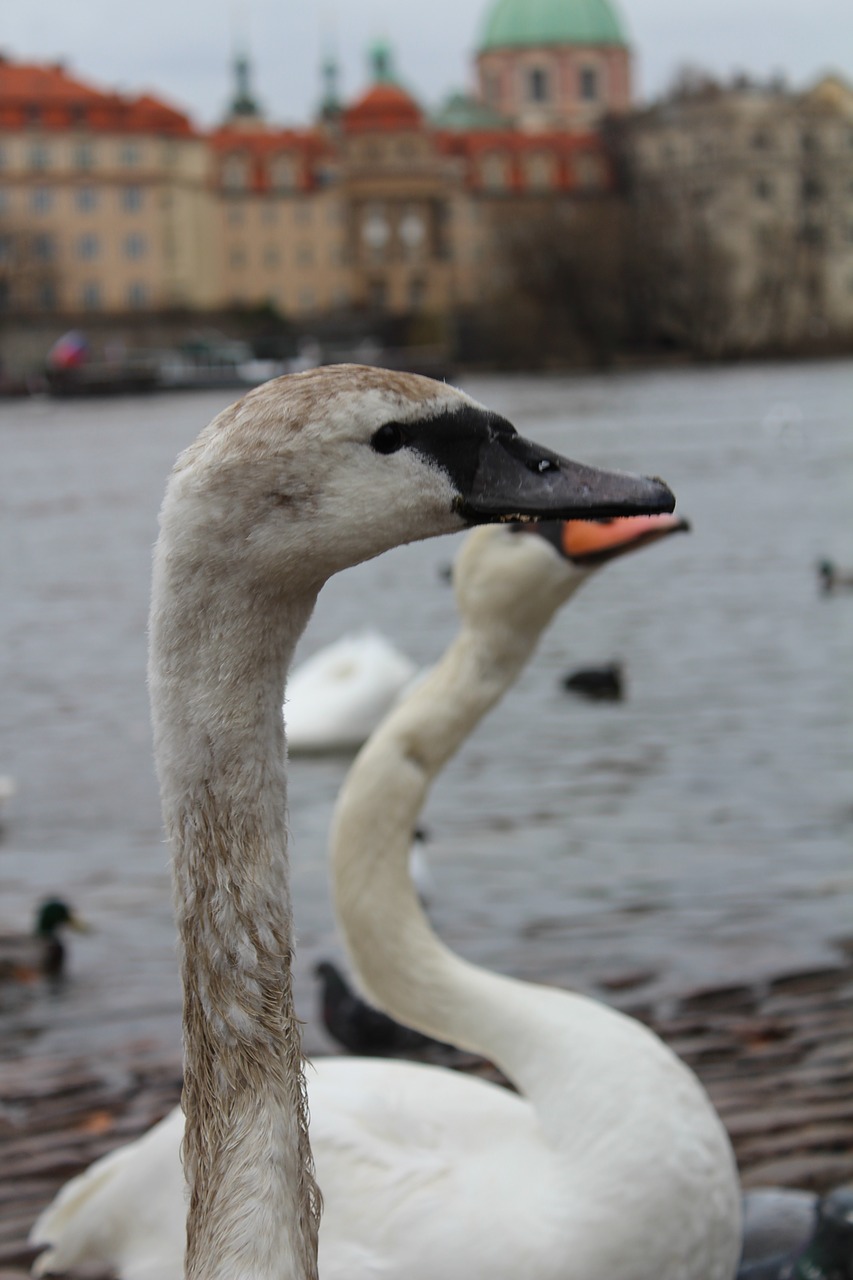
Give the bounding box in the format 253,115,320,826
286,631,418,754
0,898,86,983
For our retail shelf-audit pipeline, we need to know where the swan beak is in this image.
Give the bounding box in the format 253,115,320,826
458,431,675,524
535,513,690,564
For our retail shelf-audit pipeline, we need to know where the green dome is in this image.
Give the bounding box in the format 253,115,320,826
479,0,628,50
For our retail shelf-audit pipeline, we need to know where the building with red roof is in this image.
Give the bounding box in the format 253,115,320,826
0,4,630,321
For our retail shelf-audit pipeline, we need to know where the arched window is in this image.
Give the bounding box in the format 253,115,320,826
580,66,599,102
528,67,549,104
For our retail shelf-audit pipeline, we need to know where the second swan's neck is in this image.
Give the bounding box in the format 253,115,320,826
331,605,713,1135
331,610,595,1107
149,557,320,1280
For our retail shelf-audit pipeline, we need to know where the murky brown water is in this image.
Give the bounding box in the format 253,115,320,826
2,361,852,1062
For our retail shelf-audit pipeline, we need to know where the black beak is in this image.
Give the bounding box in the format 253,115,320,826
456,429,675,524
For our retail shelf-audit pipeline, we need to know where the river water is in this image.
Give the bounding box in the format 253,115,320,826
2,360,852,1062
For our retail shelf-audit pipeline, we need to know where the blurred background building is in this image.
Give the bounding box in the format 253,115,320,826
0,0,851,370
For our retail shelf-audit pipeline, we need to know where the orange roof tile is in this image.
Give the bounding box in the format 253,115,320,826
344,83,423,132
0,55,194,135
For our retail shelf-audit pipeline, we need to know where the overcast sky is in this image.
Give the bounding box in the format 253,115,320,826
2,0,851,127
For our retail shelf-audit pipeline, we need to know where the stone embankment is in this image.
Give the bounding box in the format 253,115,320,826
1,958,851,1278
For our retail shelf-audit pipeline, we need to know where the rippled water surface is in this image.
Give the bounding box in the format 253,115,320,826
2,361,852,1060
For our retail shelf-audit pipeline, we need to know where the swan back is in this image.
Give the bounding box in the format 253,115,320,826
287,632,418,753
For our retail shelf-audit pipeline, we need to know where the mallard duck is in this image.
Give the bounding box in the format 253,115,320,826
0,898,87,982
818,559,853,593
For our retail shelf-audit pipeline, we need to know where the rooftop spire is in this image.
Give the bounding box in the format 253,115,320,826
227,49,262,121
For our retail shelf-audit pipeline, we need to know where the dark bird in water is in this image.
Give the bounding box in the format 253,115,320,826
818,560,853,593
0,898,88,982
562,661,624,702
315,959,447,1057
738,1184,853,1279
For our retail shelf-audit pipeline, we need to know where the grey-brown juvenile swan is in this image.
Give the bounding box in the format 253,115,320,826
145,365,674,1280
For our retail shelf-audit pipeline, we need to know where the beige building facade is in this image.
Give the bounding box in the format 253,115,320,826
622,74,853,349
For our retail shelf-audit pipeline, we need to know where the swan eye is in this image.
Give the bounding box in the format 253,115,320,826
371,422,406,455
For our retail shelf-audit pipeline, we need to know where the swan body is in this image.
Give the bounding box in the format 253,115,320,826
143,364,675,1280
328,518,741,1280
30,510,739,1280
286,631,418,753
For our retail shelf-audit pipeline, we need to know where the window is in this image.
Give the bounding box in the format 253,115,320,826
802,177,823,202
367,279,386,310
526,153,555,190
37,281,57,310
296,245,314,267
481,153,509,190
78,233,99,260
408,277,426,310
754,176,774,201
0,188,8,213
263,246,279,267
528,67,549,104
751,130,773,150
29,143,50,172
801,132,819,154
294,201,312,225
580,67,599,102
33,233,55,262
125,233,146,259
76,187,98,212
228,205,245,226
128,282,148,308
31,188,54,214
230,246,247,268
122,186,143,212
81,281,101,309
0,148,7,171
271,155,297,192
222,155,249,191
120,143,141,167
74,143,94,171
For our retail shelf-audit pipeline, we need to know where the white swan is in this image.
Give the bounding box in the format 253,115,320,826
286,631,418,754
30,510,740,1280
143,364,675,1280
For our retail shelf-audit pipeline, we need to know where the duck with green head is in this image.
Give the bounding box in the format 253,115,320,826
0,898,88,982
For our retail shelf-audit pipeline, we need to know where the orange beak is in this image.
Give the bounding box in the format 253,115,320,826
531,513,690,564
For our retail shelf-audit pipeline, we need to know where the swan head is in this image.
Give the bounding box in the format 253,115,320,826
453,514,689,637
158,366,675,592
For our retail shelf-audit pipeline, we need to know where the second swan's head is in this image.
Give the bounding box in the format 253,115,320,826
453,514,690,638
158,365,675,591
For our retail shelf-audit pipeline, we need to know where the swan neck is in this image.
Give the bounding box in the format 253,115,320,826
149,554,320,1280
332,619,548,1061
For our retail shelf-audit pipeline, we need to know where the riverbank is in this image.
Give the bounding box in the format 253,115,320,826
2,955,852,1275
